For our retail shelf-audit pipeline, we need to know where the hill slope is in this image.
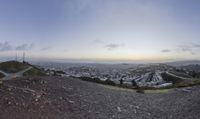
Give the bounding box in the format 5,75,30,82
0,76,199,119
23,68,46,76
0,61,28,73
0,72,4,78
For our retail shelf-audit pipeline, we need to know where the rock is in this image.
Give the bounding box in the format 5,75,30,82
129,105,133,108
181,89,191,93
59,97,63,100
15,102,19,106
35,98,39,102
7,87,12,91
117,107,122,112
7,101,11,105
36,94,41,99
95,111,100,114
40,80,47,84
135,106,139,109
68,100,75,104
22,103,25,107
134,109,137,114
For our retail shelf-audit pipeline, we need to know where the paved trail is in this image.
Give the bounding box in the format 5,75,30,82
0,67,32,80
166,71,189,80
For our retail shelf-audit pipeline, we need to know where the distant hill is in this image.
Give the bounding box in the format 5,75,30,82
166,60,200,66
179,64,200,72
0,61,28,73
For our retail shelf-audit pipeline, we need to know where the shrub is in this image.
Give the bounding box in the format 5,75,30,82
79,77,116,86
55,70,66,74
161,73,183,84
23,68,46,76
104,79,116,86
136,88,145,93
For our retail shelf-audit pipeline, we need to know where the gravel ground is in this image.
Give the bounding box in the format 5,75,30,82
0,76,199,119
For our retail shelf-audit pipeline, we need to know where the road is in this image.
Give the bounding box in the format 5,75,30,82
166,71,189,80
0,70,8,76
0,67,32,80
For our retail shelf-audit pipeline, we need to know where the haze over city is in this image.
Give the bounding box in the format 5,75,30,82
0,0,200,63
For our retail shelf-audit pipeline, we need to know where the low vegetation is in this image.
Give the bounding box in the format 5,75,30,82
162,72,200,88
173,79,200,88
80,72,200,91
161,72,184,84
55,70,66,75
136,88,145,93
23,68,46,76
0,61,28,73
79,77,116,86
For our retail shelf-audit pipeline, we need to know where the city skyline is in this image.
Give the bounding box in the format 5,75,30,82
0,0,200,62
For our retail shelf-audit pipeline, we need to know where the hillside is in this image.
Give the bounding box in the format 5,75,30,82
0,61,45,80
167,60,200,66
0,61,28,73
0,76,199,119
0,72,4,78
23,68,46,76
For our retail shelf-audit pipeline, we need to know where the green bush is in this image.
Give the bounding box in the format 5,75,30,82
161,72,200,88
79,77,116,86
23,68,46,76
173,79,200,88
103,79,116,86
55,70,66,74
161,73,183,84
136,88,145,93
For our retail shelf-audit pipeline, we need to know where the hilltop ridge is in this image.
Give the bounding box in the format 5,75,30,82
0,61,45,80
0,61,29,73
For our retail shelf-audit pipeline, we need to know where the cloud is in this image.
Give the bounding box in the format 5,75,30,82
0,41,34,52
176,44,197,55
15,43,34,51
40,47,51,51
93,39,105,44
160,43,200,55
0,42,12,51
161,49,171,53
192,44,200,48
104,43,123,50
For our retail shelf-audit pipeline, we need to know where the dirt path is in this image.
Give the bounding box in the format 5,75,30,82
0,76,199,119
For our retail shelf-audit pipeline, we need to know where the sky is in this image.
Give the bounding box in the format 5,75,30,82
0,0,200,63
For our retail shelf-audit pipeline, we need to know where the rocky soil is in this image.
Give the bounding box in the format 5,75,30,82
0,76,199,119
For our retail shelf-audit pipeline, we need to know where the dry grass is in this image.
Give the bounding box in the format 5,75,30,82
23,68,46,76
0,61,28,73
173,79,200,88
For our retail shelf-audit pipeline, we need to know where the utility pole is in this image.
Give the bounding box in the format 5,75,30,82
15,52,18,61
23,52,25,64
